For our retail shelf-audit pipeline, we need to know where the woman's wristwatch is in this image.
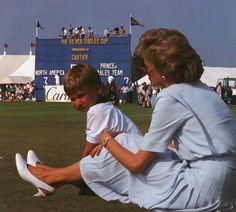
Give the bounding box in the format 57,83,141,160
102,136,112,147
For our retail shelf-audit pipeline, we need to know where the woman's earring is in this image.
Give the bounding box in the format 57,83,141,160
161,75,166,80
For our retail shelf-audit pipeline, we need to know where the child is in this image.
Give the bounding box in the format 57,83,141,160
63,63,142,158
16,63,142,197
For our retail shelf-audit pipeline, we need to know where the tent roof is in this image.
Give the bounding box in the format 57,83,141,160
136,66,236,87
200,66,236,87
137,74,150,85
0,55,35,84
0,76,33,84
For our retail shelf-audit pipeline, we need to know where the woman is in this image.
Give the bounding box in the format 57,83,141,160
16,28,236,211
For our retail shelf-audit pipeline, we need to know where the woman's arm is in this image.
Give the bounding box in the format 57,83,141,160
100,132,156,174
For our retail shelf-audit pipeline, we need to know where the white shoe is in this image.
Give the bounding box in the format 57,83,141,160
26,150,47,196
15,153,55,196
27,150,41,167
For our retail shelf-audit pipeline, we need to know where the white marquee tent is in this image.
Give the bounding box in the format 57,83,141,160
137,66,236,87
200,66,236,87
1,55,235,88
0,55,35,84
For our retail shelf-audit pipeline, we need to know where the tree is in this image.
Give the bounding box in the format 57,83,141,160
131,53,145,82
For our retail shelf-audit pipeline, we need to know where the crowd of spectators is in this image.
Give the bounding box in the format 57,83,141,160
61,25,92,39
107,26,126,37
60,25,127,39
106,78,159,108
0,78,158,107
0,81,36,102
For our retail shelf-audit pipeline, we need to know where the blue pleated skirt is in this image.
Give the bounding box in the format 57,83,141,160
80,133,236,211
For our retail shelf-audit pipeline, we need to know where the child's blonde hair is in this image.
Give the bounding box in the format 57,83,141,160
64,63,102,98
64,63,111,103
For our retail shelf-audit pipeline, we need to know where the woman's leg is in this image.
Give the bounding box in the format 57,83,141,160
28,161,82,194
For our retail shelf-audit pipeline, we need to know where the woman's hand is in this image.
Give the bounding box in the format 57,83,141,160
89,144,103,157
100,131,124,144
90,131,124,157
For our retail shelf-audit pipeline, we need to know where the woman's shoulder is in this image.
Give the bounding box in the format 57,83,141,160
155,81,213,109
159,81,209,97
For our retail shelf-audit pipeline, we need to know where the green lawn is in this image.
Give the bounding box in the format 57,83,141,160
0,102,152,212
0,102,235,212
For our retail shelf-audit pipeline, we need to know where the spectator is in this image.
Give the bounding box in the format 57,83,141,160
120,83,130,104
87,26,94,38
73,27,80,38
113,27,119,36
61,27,67,39
107,80,118,105
150,86,159,108
107,73,114,84
69,24,74,38
104,28,111,37
130,82,138,104
80,26,86,39
54,73,60,85
118,26,125,36
215,82,222,97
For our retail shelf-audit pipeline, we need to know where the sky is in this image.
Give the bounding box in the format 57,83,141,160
0,0,236,67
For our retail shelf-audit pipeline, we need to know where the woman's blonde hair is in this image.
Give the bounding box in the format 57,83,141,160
135,28,204,83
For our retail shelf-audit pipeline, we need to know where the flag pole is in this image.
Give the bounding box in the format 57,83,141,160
36,18,39,38
129,14,132,35
3,43,8,55
129,14,132,84
30,45,32,55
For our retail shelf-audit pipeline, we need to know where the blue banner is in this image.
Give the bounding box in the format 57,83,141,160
35,35,131,101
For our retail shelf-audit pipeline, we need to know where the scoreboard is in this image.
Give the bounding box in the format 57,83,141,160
35,35,131,101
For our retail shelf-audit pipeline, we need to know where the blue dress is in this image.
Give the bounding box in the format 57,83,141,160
80,81,236,211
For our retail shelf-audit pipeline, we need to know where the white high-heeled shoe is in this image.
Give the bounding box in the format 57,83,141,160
26,150,48,196
27,150,41,167
15,153,55,196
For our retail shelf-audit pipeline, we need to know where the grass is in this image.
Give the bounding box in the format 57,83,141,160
0,102,152,212
0,102,235,212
